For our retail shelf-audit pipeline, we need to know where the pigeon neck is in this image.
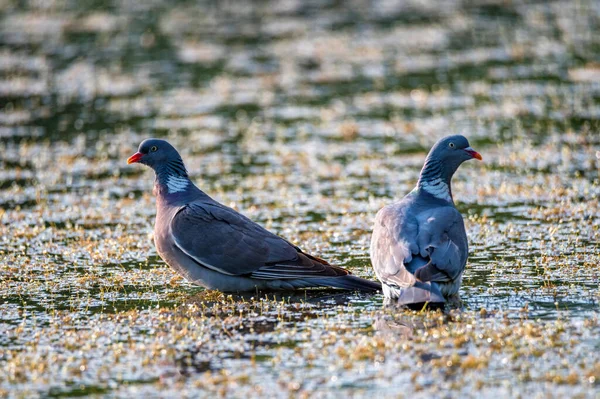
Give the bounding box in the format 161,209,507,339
417,157,453,202
153,159,192,196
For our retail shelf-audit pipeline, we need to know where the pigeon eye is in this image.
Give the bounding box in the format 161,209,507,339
449,142,455,148
150,146,158,152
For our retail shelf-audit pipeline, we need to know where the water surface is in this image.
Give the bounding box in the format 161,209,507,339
0,0,599,397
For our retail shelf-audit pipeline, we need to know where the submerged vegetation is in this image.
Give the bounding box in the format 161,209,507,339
0,0,599,397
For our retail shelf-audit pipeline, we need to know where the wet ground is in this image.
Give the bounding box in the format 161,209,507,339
1,0,599,397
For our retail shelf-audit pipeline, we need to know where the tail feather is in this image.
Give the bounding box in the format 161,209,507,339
303,275,382,292
383,281,445,305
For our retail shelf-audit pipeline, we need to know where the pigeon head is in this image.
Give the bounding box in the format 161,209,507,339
128,139,191,195
127,139,184,169
417,135,482,201
426,135,482,167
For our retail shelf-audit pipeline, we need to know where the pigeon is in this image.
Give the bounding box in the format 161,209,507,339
127,139,381,293
370,135,482,306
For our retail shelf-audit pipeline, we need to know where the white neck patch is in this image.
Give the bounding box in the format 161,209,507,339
166,175,189,194
421,178,452,202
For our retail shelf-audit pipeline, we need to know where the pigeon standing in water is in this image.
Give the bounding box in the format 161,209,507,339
127,139,380,293
370,135,482,306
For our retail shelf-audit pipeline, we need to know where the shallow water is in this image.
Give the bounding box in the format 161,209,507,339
0,0,599,397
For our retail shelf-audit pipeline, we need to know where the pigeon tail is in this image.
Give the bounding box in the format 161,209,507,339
383,281,445,306
299,275,381,292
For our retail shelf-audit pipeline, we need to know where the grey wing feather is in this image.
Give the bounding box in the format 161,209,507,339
413,206,468,282
170,201,348,279
370,203,419,288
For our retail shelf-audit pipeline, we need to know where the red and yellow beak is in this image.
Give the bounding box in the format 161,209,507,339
464,147,483,161
127,152,143,164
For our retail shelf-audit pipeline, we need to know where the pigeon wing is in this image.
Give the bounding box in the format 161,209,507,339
370,202,420,289
414,206,468,282
169,202,348,279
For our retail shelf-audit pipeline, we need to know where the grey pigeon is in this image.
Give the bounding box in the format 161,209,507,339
128,139,380,293
370,135,482,306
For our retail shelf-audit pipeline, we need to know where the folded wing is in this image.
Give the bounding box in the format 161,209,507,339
413,206,468,283
370,203,419,288
169,201,349,279
371,203,468,288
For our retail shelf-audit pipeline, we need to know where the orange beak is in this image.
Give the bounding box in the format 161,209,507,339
127,152,143,164
465,147,482,161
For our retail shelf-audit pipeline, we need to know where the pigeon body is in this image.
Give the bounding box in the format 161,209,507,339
370,135,482,305
128,139,380,293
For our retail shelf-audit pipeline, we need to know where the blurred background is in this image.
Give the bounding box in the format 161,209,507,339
2,0,598,146
0,0,599,397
